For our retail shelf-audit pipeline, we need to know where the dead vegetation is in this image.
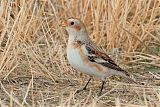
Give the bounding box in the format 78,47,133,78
0,0,160,106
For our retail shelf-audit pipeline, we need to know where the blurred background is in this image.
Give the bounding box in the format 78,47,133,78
0,0,160,106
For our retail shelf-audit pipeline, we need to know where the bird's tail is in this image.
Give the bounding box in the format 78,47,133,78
123,75,138,84
120,72,144,85
111,69,139,84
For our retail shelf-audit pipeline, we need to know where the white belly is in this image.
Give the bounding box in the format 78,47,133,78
67,47,106,80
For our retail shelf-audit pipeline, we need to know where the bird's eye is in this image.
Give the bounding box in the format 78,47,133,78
70,22,74,25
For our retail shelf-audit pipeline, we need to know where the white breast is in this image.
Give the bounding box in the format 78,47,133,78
67,45,107,80
67,47,86,72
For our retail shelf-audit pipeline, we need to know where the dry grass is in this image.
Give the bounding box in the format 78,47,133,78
0,0,160,106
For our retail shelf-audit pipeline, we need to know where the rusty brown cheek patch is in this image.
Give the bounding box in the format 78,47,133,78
74,25,81,31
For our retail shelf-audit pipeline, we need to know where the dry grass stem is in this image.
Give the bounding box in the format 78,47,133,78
0,0,160,106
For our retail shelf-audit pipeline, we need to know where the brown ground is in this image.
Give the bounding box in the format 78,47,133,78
0,0,160,107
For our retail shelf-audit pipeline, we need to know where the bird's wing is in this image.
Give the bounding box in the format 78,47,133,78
84,43,129,76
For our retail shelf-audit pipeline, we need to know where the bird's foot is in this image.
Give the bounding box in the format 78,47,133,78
75,87,87,94
98,92,102,96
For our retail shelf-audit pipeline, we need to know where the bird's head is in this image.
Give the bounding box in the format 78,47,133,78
61,17,88,37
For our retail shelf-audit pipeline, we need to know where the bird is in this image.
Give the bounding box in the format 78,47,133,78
61,17,137,96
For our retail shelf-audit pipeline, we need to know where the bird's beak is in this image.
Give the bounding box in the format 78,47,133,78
61,20,68,27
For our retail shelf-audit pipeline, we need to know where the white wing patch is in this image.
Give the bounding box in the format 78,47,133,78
94,58,107,63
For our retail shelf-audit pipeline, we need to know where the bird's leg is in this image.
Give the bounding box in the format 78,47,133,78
76,78,92,93
98,81,105,96
82,77,92,90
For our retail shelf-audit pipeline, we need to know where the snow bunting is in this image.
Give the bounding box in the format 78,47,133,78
62,17,136,96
